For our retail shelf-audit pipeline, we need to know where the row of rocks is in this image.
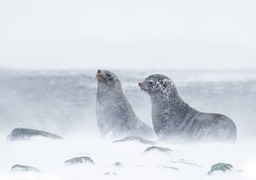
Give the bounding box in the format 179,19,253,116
7,128,158,143
11,161,234,176
6,128,235,176
113,137,236,176
11,157,122,173
11,156,95,173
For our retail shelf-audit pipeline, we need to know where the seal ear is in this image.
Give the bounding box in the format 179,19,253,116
159,79,168,89
161,81,167,89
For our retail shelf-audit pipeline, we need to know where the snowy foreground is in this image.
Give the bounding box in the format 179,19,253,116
0,134,256,180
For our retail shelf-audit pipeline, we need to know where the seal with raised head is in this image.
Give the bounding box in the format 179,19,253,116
96,69,155,139
138,74,237,142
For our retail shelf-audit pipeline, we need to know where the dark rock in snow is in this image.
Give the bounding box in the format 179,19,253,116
113,136,157,145
11,164,40,173
7,128,63,141
208,162,233,175
113,162,124,168
172,159,201,167
64,156,95,165
161,166,179,171
144,146,172,155
104,171,117,176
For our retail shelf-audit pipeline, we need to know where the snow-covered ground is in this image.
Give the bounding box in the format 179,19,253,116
0,135,256,180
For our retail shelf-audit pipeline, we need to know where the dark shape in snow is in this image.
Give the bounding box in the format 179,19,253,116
161,166,179,171
7,128,63,141
113,136,157,145
207,162,233,175
113,162,124,168
11,164,40,173
64,156,95,165
144,146,172,155
104,171,117,176
172,159,201,167
96,69,155,139
139,74,237,142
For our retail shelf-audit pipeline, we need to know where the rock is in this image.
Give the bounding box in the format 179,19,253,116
11,164,40,173
144,146,172,155
172,159,200,167
208,162,233,175
113,136,157,145
113,162,124,168
64,156,95,165
104,171,117,176
7,128,63,141
161,166,179,171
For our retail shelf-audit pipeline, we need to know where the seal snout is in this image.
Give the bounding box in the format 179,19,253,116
138,82,149,92
96,69,105,81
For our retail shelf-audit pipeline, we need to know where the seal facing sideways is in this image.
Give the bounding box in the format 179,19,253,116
96,69,155,139
139,74,237,143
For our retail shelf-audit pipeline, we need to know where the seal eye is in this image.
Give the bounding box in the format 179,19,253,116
148,80,154,86
106,73,111,77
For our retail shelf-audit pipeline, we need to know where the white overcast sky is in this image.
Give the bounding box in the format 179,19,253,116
0,0,255,69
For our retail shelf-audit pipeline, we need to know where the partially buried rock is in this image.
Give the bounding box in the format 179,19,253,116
144,146,172,155
113,136,157,145
104,171,117,176
113,162,124,168
161,166,179,171
172,159,200,167
208,162,233,175
7,128,63,141
64,156,95,165
11,164,40,173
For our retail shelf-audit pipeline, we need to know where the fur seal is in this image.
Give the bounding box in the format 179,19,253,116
138,74,237,142
96,69,154,139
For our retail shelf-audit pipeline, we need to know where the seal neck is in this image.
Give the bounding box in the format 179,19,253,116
151,94,187,110
97,82,123,97
150,94,190,138
150,90,189,122
150,87,184,104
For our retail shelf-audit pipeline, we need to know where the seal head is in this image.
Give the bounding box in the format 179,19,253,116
139,74,181,101
96,69,122,94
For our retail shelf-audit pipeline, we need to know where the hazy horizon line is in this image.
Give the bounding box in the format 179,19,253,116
1,66,256,72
